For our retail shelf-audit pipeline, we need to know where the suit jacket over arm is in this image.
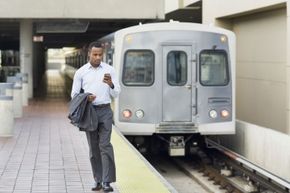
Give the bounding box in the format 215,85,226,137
68,93,98,132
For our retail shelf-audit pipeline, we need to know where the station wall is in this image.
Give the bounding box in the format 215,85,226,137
203,0,289,134
234,8,287,133
203,0,286,24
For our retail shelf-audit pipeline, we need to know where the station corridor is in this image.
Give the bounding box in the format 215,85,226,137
0,70,109,193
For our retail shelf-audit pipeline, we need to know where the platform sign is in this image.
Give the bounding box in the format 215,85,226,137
33,36,43,42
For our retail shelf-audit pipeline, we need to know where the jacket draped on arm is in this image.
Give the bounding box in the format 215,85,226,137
68,93,98,132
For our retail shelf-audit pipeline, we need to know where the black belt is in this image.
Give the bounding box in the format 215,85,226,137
93,103,110,108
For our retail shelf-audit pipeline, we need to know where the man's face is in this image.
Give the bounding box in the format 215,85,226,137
89,47,103,67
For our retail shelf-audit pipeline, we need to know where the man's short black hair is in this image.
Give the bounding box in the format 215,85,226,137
88,41,103,51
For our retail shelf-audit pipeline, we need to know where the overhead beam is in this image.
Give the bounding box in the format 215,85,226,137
0,0,164,19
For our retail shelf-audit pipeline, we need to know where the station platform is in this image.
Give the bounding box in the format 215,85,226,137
0,70,176,193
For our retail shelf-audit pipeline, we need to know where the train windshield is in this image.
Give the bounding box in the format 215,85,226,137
167,51,187,86
123,50,154,86
200,50,229,86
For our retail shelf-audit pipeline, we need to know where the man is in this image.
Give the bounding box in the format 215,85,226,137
71,41,120,192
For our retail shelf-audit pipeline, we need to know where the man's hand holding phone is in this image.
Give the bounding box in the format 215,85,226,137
103,73,114,88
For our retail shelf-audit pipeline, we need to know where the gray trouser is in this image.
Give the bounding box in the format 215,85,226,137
86,106,116,183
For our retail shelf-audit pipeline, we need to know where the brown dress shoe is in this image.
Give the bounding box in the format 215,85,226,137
92,182,102,191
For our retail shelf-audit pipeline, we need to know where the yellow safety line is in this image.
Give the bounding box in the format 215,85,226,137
112,129,170,193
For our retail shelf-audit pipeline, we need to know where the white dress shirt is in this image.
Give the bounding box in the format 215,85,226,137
71,62,121,105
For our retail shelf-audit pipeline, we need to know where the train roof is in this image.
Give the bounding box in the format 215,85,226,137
100,22,235,42
119,22,233,35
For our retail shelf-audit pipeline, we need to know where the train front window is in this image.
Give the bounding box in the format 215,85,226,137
167,51,187,86
200,50,229,86
123,50,154,86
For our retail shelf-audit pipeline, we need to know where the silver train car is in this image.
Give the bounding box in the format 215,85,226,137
66,22,236,156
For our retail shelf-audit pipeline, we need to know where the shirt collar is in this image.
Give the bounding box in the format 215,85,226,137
88,62,104,69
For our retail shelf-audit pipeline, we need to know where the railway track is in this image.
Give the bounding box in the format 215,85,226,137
144,138,290,193
203,138,290,193
145,153,211,193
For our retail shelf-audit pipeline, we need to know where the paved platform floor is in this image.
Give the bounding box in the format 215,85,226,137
0,70,117,193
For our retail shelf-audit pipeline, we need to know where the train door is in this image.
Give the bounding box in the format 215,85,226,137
162,45,196,122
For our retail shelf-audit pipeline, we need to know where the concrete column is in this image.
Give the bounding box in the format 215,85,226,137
20,20,33,98
33,43,45,91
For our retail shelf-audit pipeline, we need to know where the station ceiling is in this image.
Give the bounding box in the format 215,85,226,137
0,2,201,50
0,19,153,50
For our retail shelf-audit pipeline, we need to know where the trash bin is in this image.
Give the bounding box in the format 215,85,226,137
0,83,14,136
16,73,28,106
7,76,23,118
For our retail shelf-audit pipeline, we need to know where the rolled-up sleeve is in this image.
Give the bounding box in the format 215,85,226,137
109,68,121,98
71,70,82,99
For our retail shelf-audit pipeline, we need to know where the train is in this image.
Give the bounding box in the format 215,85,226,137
64,21,236,156
0,50,20,82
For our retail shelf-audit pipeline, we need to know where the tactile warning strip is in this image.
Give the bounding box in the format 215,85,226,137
112,127,176,193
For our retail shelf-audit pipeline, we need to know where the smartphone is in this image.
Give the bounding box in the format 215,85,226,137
103,73,111,81
104,73,110,77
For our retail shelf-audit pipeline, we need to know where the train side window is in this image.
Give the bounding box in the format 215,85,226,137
200,50,229,86
167,51,187,86
107,50,113,66
123,50,154,86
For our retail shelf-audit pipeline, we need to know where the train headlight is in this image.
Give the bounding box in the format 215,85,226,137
209,110,218,119
122,109,132,119
221,109,230,118
125,35,132,43
135,110,144,118
220,35,227,42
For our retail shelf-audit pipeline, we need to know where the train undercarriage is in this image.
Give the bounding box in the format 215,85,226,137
125,133,205,156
